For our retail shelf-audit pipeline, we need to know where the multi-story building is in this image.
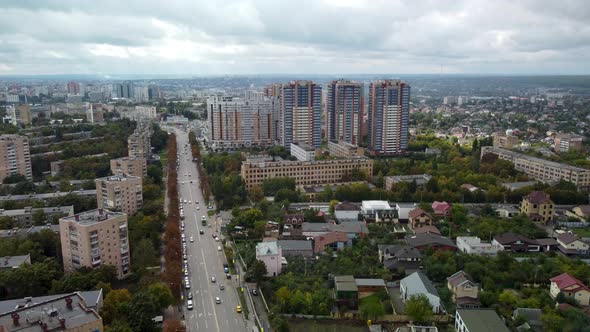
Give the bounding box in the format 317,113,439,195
0,134,32,181
385,174,432,190
67,81,81,95
367,80,410,155
127,123,151,159
0,205,74,228
554,133,584,153
455,309,509,332
207,96,278,149
278,81,322,148
134,86,149,103
135,106,157,119
481,146,590,189
241,155,373,192
326,80,363,145
492,132,519,149
6,104,32,126
85,103,104,123
290,142,316,161
110,156,147,178
59,209,130,279
113,82,133,99
520,191,554,223
328,140,365,158
95,174,142,216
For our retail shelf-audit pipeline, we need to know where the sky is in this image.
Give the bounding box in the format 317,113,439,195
0,0,589,76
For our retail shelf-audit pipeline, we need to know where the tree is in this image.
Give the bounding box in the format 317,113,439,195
246,259,268,283
147,283,175,309
405,294,433,323
32,209,47,225
541,310,565,332
359,297,386,322
329,200,339,215
128,292,160,332
101,289,132,324
132,239,157,271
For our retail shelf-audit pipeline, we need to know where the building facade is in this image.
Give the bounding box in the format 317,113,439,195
0,134,32,181
279,81,322,148
110,157,147,178
520,191,554,223
554,133,584,153
127,123,151,159
367,80,410,155
255,241,282,277
6,104,32,126
492,132,519,149
290,142,316,161
328,140,365,158
326,80,363,145
95,174,143,216
59,209,130,279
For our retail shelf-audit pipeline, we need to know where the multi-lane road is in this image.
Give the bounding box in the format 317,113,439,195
174,127,249,332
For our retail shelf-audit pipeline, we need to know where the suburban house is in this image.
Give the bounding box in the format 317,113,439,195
355,279,387,296
264,221,280,239
432,201,452,217
408,208,434,229
447,271,480,308
255,241,283,277
495,205,520,218
406,233,457,252
556,233,590,256
302,221,369,239
334,275,359,310
566,205,590,221
396,203,418,223
277,240,313,257
549,273,590,306
313,231,349,254
361,200,397,223
334,202,361,222
283,214,304,237
378,244,422,274
536,238,559,252
400,272,443,313
455,309,510,332
512,308,543,332
456,236,503,256
520,191,554,223
0,254,31,270
413,225,441,235
492,233,540,252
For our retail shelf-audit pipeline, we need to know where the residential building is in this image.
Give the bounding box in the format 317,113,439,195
378,244,421,274
408,208,434,229
0,292,103,332
50,160,64,176
400,272,442,313
85,103,104,123
282,214,304,237
481,146,590,189
59,209,130,279
549,273,590,306
455,309,509,332
113,82,133,99
406,233,457,252
135,106,157,119
520,191,554,223
334,202,361,222
556,233,590,256
290,142,316,161
0,205,74,228
255,241,282,277
328,140,365,158
0,289,103,313
326,80,363,145
277,240,313,257
110,156,147,178
240,155,373,192
385,174,431,190
492,233,540,252
355,279,387,295
396,203,418,222
278,81,322,148
67,81,81,94
492,132,519,149
264,221,280,239
456,236,503,256
0,254,31,270
6,104,31,126
334,275,358,310
495,205,520,218
0,134,32,181
361,200,397,222
95,174,143,216
447,271,480,308
367,80,410,155
313,231,349,254
301,221,369,239
127,126,151,159
554,133,584,153
512,308,543,332
432,201,452,217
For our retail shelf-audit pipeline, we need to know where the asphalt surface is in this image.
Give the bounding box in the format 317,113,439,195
174,127,249,332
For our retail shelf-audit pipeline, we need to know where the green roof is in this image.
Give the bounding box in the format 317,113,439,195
457,309,509,332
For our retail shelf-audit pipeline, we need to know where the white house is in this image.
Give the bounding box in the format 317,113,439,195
256,241,283,277
361,200,396,222
399,272,442,313
456,237,504,256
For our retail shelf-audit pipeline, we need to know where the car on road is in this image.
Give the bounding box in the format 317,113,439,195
217,245,222,251
212,233,217,238
190,236,194,242
215,237,220,242
215,297,221,304
199,229,204,235
211,276,216,283
187,292,192,300
219,284,225,290
196,206,200,210
236,305,242,313
226,273,232,280
187,300,193,310
251,289,258,296
184,270,188,277
185,282,190,289
224,267,230,273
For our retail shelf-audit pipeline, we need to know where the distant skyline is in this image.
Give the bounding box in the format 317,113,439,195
1,0,589,76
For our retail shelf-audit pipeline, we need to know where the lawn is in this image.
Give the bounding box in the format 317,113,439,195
572,228,590,237
159,149,168,166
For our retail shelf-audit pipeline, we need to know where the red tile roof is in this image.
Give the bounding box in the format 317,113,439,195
524,191,552,204
550,273,590,292
313,231,348,253
409,207,432,220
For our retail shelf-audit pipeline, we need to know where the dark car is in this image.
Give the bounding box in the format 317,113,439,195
226,273,232,280
251,289,258,296
187,292,193,300
199,229,204,235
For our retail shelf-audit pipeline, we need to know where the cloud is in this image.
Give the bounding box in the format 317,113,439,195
0,0,589,75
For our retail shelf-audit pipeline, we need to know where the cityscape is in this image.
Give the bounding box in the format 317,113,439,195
1,1,590,332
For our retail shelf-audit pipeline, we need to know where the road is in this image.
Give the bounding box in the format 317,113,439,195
174,127,249,332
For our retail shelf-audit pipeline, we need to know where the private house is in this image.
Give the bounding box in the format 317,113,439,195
277,240,313,257
413,225,441,235
400,272,443,313
455,309,510,332
334,202,361,222
495,205,520,219
556,233,590,256
567,205,590,221
456,236,503,256
302,221,369,239
378,244,422,274
0,254,31,270
355,279,387,297
536,238,559,252
396,203,418,223
361,200,397,223
460,184,482,193
264,221,280,239
406,233,457,252
447,271,480,308
255,241,283,277
313,231,349,254
408,208,434,229
492,233,540,252
334,275,359,310
520,191,554,223
283,214,304,237
432,201,451,217
512,308,543,332
549,273,590,306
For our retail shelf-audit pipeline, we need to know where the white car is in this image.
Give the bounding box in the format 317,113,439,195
215,237,220,242
197,206,200,210
217,245,222,251
187,300,193,310
190,236,194,242
215,297,221,304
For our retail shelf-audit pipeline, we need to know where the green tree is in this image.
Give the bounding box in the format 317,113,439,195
101,289,132,324
329,200,340,215
405,294,433,323
148,283,175,309
246,259,268,283
132,238,157,271
128,292,159,332
359,297,386,321
541,310,565,332
32,209,47,225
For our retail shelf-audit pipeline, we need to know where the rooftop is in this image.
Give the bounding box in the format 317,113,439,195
291,141,315,152
361,200,392,210
256,241,280,256
456,309,510,332
523,191,552,204
61,208,125,227
0,255,30,269
96,174,141,182
401,272,439,297
277,240,312,251
334,275,358,292
483,146,588,172
0,290,103,314
406,233,456,248
355,279,386,287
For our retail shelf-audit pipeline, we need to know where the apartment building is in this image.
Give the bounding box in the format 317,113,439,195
520,191,554,223
95,174,142,216
385,174,432,190
492,132,519,149
0,205,74,227
241,155,373,191
127,123,151,159
326,80,363,145
6,104,32,126
554,133,584,153
110,156,147,178
328,140,365,158
59,209,130,279
481,146,590,189
368,80,410,155
0,134,32,181
85,103,104,123
278,81,322,148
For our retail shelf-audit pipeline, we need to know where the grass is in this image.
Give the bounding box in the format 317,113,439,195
572,228,590,237
159,148,168,166
237,287,250,319
207,210,216,217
